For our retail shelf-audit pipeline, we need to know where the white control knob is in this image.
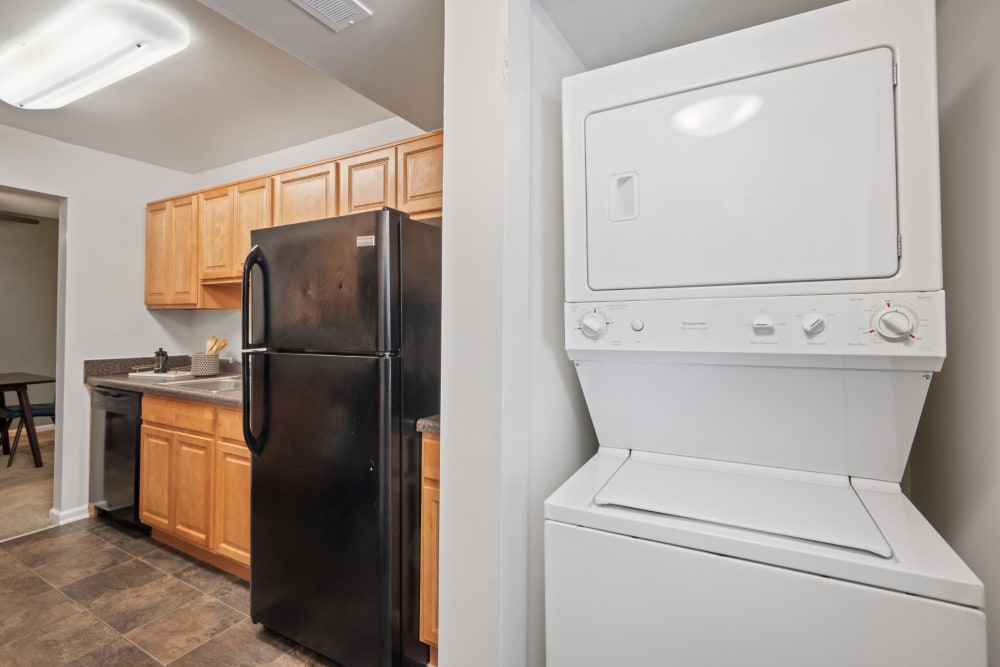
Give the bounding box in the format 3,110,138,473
802,313,826,335
751,314,775,335
874,309,914,341
580,311,608,339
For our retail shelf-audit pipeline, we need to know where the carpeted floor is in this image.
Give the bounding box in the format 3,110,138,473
0,427,55,541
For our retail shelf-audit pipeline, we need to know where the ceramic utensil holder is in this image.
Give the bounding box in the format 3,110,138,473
191,353,220,376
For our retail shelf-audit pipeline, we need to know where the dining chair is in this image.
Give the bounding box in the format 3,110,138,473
0,392,56,467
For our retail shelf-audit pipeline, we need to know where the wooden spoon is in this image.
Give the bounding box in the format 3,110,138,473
205,336,217,354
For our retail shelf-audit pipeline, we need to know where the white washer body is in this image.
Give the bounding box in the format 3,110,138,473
545,450,986,667
547,0,986,663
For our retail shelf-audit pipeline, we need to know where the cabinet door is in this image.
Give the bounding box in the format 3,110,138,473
139,425,173,531
233,178,272,273
147,196,199,308
169,195,199,306
173,431,215,547
199,186,234,282
338,147,396,214
272,162,338,226
419,433,440,647
214,440,251,565
145,202,170,306
397,133,443,219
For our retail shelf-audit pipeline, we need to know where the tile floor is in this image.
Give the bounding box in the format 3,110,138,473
0,519,337,666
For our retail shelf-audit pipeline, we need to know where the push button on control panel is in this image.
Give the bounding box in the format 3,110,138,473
751,314,775,335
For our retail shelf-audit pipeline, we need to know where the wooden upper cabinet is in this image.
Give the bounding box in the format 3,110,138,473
338,147,396,215
145,202,169,306
144,131,443,310
199,186,234,282
272,161,338,226
234,178,271,268
198,178,272,284
146,195,199,308
397,132,443,219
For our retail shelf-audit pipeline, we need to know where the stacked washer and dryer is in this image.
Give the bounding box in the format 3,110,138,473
544,0,987,665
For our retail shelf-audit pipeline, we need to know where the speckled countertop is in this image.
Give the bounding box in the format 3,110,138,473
86,358,441,421
416,414,440,435
85,356,242,408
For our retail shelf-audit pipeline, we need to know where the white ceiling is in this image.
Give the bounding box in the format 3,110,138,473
0,0,846,207
0,0,398,173
540,0,846,69
198,0,445,133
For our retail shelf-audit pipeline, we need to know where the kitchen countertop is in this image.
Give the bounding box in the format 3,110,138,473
416,414,440,435
86,373,242,408
85,359,441,418
85,356,242,408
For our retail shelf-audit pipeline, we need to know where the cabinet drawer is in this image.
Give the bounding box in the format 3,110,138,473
422,433,440,482
217,408,244,443
143,396,216,434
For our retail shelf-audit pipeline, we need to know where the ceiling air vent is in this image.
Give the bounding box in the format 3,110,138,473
288,0,373,32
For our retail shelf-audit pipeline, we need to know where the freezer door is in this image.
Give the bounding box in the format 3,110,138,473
248,352,401,667
248,209,400,354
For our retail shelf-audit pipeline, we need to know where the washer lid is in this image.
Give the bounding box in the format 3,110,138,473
595,451,892,558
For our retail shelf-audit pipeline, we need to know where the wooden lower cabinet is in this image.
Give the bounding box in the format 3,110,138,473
139,396,250,578
172,431,214,547
138,425,173,531
214,408,251,566
420,433,441,651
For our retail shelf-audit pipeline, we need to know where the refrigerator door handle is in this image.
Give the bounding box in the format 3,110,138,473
242,350,270,456
242,244,268,349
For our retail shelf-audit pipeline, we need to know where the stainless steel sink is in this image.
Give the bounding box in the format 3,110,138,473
164,376,242,393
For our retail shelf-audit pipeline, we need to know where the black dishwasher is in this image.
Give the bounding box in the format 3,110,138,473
89,387,148,532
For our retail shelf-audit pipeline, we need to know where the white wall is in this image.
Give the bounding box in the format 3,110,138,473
0,124,195,522
185,117,423,359
0,215,58,406
525,6,592,667
439,0,514,661
0,115,422,525
439,1,594,665
909,0,1000,663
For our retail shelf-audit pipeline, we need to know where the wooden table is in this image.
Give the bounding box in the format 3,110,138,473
0,373,55,468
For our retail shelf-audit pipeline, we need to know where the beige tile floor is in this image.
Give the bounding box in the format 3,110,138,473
0,519,338,666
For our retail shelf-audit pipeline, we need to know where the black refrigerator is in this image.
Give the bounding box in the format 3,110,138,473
241,208,440,667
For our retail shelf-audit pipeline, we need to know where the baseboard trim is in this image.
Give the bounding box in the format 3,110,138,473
50,505,90,525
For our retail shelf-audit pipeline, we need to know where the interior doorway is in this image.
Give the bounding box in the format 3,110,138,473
0,185,61,540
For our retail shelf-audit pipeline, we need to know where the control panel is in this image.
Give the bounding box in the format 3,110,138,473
566,291,945,361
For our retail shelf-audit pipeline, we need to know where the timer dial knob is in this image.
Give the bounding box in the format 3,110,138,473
874,308,915,341
802,313,826,335
580,311,608,339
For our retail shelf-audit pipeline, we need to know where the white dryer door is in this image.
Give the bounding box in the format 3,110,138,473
585,47,898,290
595,451,892,557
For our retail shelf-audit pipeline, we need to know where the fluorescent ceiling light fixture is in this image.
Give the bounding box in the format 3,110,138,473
0,0,190,109
670,95,763,138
